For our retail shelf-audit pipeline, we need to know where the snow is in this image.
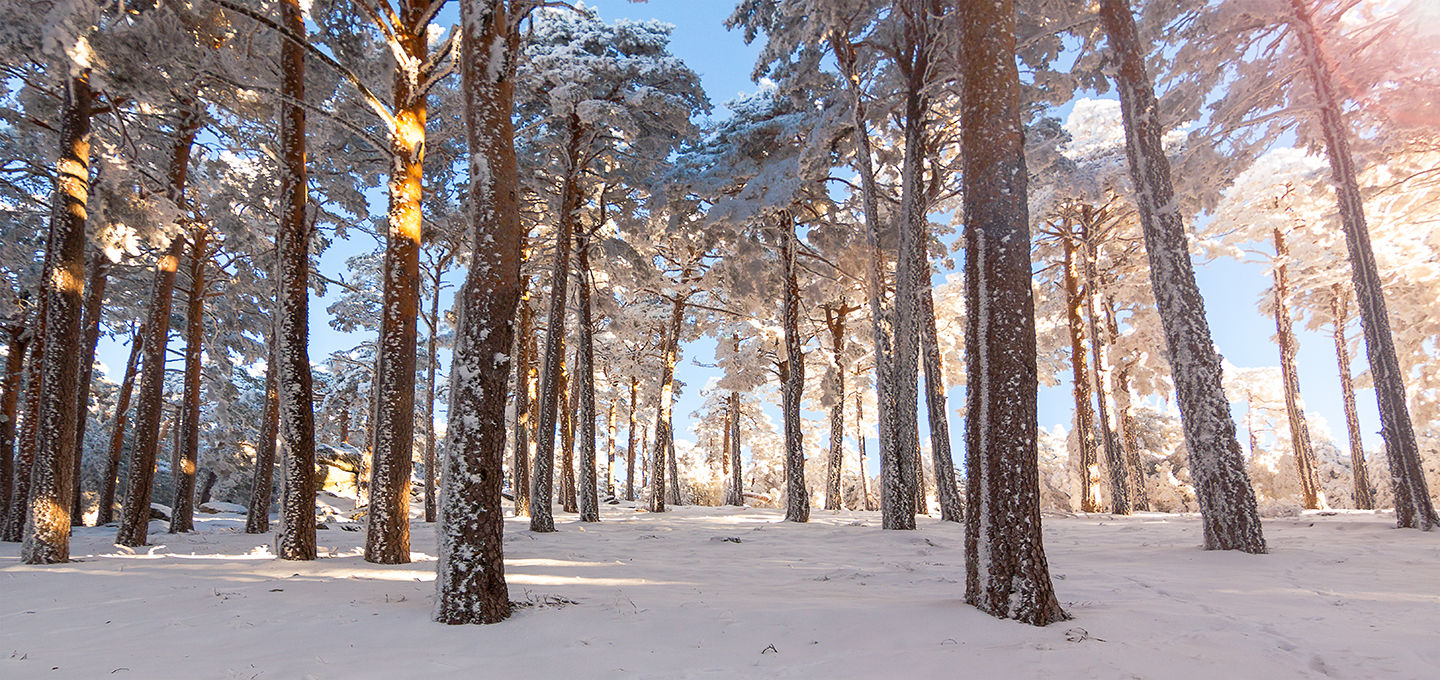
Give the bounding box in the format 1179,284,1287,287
4,506,1438,678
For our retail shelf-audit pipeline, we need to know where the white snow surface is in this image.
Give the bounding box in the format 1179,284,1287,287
3,506,1438,679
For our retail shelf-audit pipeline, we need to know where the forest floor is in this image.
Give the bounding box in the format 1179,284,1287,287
2,499,1438,679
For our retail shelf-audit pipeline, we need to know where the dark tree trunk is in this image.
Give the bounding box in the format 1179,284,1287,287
1271,228,1322,509
781,214,808,523
1289,0,1435,529
114,101,200,548
95,324,139,527
21,73,92,564
1330,285,1373,510
575,230,599,522
648,299,685,513
605,397,617,500
272,0,319,561
365,0,432,565
1062,233,1102,512
422,264,443,523
1104,297,1149,510
626,376,638,502
169,228,209,533
1,312,32,529
197,470,217,506
823,305,848,511
3,332,43,542
511,269,534,518
960,0,1068,625
729,391,743,506
1098,0,1266,551
856,390,873,511
918,264,962,522
70,252,109,526
560,358,579,513
433,0,520,625
245,347,279,534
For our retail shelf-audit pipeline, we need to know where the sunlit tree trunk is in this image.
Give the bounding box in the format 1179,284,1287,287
1081,220,1130,515
605,396,617,500
1062,232,1102,512
169,228,209,533
70,251,109,526
1288,0,1434,529
1328,285,1372,510
960,0,1068,625
1271,227,1322,510
1098,0,1265,551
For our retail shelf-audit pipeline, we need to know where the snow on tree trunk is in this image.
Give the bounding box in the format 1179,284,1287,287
575,231,599,522
648,298,685,513
856,391,874,511
531,117,584,531
1105,298,1149,511
21,72,92,564
0,314,32,528
1330,285,1373,510
960,0,1068,626
1287,0,1435,530
1097,0,1266,552
422,266,444,523
433,0,521,626
605,397,617,501
114,105,200,549
834,34,905,529
512,273,534,518
1271,227,1323,510
1063,234,1102,513
729,391,743,506
626,376,637,502
70,252,108,526
560,358,579,513
781,213,809,523
3,330,42,543
170,228,209,534
918,261,962,522
365,2,431,564
245,346,279,535
1081,223,1131,515
274,0,319,561
823,304,850,511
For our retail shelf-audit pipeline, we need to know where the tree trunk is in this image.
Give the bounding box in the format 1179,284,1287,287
666,426,680,506
364,1,430,564
434,0,520,625
95,324,139,527
511,272,534,517
911,427,928,515
3,332,42,542
560,357,578,513
1330,285,1373,510
856,390,873,511
626,376,637,501
70,252,109,526
1062,233,1102,513
1098,0,1266,551
21,73,92,564
422,261,444,523
1104,297,1149,510
605,397,617,501
169,228,209,533
1081,220,1131,515
918,263,962,522
823,305,849,511
1289,0,1435,529
245,346,279,534
960,0,1068,625
781,214,809,523
1271,228,1322,509
575,230,599,522
833,32,904,529
729,391,743,506
0,316,32,527
648,298,685,513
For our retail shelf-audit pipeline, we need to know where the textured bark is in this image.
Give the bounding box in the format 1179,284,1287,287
169,229,209,533
274,0,318,561
560,358,578,513
833,32,904,529
422,263,443,523
1081,225,1130,515
70,252,108,526
1098,0,1266,552
960,0,1068,626
1104,298,1149,511
1062,235,1102,513
93,324,137,528
3,333,42,542
911,428,928,515
856,390,874,511
605,397,617,500
1288,0,1435,530
918,264,962,522
1271,228,1322,510
822,305,850,511
729,391,743,506
433,0,519,625
531,119,584,531
1330,286,1373,510
0,315,31,527
245,349,279,534
511,274,534,517
575,232,599,522
780,215,808,523
648,299,685,513
365,1,431,564
626,376,638,502
21,73,92,563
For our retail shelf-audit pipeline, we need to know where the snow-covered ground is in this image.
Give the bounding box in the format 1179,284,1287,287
3,502,1437,679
